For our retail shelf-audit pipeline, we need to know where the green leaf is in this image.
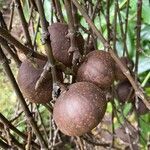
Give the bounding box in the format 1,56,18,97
142,1,150,24
139,114,150,146
44,0,51,22
130,0,150,24
22,0,30,22
141,25,150,40
138,57,150,74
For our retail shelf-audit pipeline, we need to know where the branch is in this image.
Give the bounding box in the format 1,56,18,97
8,1,15,31
54,0,65,23
64,0,81,66
84,0,100,54
0,27,46,60
113,0,117,53
135,0,142,73
123,0,130,56
0,139,11,149
35,0,60,98
116,0,129,57
0,37,21,67
0,11,21,66
106,0,111,44
0,113,40,149
14,0,33,48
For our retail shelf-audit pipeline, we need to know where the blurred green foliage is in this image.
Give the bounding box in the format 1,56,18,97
0,62,17,118
0,0,4,9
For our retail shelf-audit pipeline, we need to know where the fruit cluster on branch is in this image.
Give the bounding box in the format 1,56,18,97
0,0,149,149
17,23,149,137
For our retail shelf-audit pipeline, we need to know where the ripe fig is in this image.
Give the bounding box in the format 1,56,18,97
48,23,84,67
53,82,107,136
76,50,115,89
116,80,134,103
17,59,62,103
115,57,134,81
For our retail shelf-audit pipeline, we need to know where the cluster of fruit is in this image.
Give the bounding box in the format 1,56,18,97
17,23,149,137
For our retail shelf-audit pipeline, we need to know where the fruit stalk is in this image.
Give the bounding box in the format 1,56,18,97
71,2,79,30
35,0,59,97
72,0,150,110
0,47,48,149
64,0,81,65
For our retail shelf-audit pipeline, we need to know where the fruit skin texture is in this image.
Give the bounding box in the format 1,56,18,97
116,80,134,103
115,57,134,81
17,59,62,103
48,23,84,67
76,50,115,89
53,82,107,136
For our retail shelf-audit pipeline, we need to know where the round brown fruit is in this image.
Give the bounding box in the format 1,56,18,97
48,23,84,67
76,50,115,89
115,57,134,81
116,80,134,103
17,59,62,103
53,82,107,136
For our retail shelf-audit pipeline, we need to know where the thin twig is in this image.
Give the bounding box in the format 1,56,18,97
14,0,33,48
134,0,143,146
0,11,21,66
0,139,11,149
1,126,24,150
35,0,60,98
123,0,130,56
135,0,142,73
54,0,65,23
36,104,49,144
113,0,117,53
116,0,129,57
0,26,46,60
8,1,15,31
82,134,120,149
0,37,21,66
64,0,81,66
106,0,111,45
84,0,100,54
26,126,32,150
